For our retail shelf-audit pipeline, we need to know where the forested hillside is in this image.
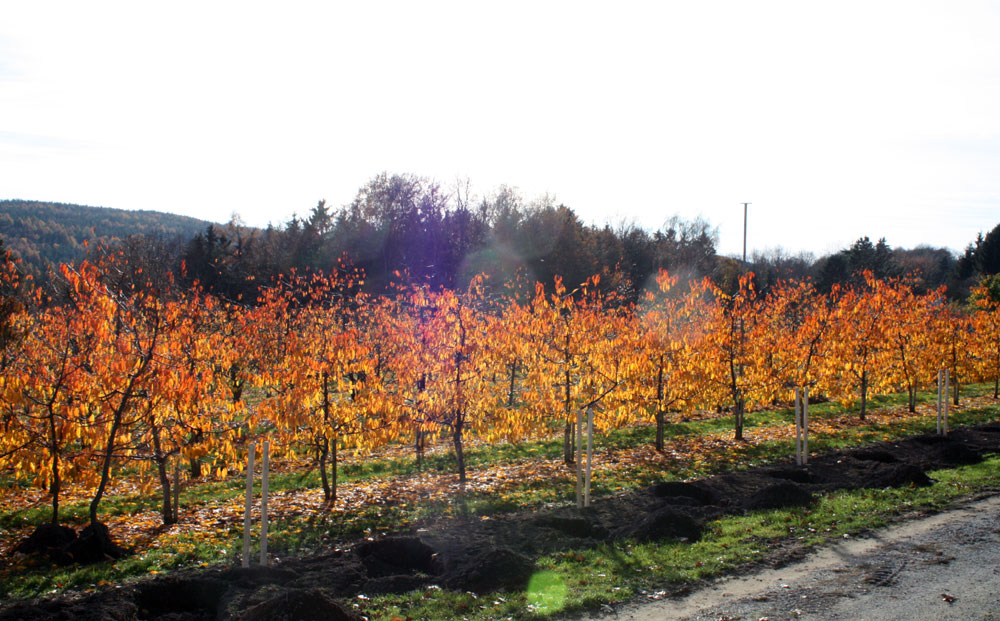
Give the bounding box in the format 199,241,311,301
0,200,213,281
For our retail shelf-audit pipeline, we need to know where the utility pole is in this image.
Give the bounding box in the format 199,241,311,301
741,202,751,266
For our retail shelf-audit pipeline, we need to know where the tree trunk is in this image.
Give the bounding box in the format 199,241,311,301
953,373,960,407
150,424,175,526
318,438,330,501
49,463,60,526
172,459,180,523
47,410,60,525
507,360,518,407
728,339,743,441
951,345,960,407
655,356,665,452
320,372,334,502
415,429,425,470
563,422,575,464
655,410,666,453
734,399,744,442
331,439,337,502
90,409,124,527
563,368,574,464
415,370,426,469
189,457,202,480
453,420,466,486
899,344,916,413
993,343,1000,399
453,314,467,486
860,370,868,421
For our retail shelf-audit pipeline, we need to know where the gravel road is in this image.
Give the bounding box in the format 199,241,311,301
578,493,1000,620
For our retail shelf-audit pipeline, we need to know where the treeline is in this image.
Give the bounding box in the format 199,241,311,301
754,233,998,300
146,174,1000,303
5,177,1000,304
176,174,719,304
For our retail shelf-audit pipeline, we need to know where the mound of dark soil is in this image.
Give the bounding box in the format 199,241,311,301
12,523,77,563
907,435,983,467
134,577,229,618
64,523,130,565
626,506,704,542
355,536,440,578
12,522,130,567
533,515,610,539
853,449,898,463
218,566,299,588
649,480,716,505
743,482,814,511
0,597,136,621
937,443,983,465
685,471,779,510
287,556,365,596
857,461,933,488
239,587,358,621
361,573,429,595
767,467,815,484
442,547,535,592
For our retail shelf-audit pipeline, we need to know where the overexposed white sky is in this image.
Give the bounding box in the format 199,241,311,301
1,1,998,257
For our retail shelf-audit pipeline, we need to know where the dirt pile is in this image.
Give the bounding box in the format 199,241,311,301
238,587,356,621
4,423,1000,620
12,521,129,567
743,482,814,511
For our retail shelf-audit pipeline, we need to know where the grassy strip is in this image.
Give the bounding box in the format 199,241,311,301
365,455,1000,620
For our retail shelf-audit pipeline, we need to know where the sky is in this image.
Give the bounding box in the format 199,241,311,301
1,1,999,258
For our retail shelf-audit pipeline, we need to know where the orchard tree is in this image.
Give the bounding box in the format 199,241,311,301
825,274,893,419
418,279,496,485
702,273,772,441
934,303,975,407
252,269,379,503
971,275,1000,398
381,283,441,469
881,278,943,413
769,279,838,396
482,291,536,440
77,262,165,529
524,275,628,463
633,271,711,452
140,291,233,525
3,286,95,525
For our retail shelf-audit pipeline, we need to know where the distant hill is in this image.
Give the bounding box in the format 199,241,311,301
0,199,214,279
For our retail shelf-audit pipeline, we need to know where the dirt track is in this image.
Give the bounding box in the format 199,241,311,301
579,493,1000,620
